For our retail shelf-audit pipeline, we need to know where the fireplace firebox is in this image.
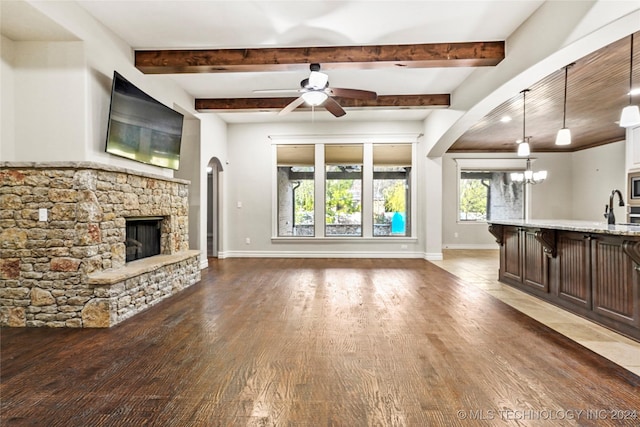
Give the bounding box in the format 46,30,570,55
126,217,163,262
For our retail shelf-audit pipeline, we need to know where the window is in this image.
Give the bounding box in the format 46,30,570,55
277,145,315,236
325,145,362,236
373,144,411,236
459,170,524,222
274,140,415,239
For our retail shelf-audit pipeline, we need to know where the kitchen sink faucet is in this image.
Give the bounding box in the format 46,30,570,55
604,189,625,225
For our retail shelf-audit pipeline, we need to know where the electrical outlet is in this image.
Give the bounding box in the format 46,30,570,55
38,208,48,222
454,232,459,238
400,244,408,249
245,237,251,245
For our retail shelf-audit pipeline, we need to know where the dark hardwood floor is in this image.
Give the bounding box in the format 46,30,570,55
1,258,639,426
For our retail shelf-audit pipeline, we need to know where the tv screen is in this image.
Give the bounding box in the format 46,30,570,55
105,71,184,170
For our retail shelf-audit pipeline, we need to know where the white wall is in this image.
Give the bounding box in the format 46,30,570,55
528,153,574,220
223,120,426,258
1,35,15,161
197,114,228,266
174,117,202,252
571,140,626,221
11,41,86,162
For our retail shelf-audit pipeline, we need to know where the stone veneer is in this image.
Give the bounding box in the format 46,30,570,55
0,162,200,328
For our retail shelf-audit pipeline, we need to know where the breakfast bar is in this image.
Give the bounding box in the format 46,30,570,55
487,220,640,341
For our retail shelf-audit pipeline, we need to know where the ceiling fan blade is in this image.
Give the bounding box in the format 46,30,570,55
327,87,377,100
323,97,346,117
278,96,306,115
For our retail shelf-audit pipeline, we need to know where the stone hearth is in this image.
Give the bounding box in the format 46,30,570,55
0,162,200,327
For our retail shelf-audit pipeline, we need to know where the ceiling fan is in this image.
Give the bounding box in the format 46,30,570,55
256,63,377,117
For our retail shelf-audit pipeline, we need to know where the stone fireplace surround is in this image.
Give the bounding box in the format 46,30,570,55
0,162,200,328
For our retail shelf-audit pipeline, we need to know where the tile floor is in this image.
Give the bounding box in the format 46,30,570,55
430,249,640,376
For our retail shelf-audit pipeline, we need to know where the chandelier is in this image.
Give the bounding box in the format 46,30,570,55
511,158,547,184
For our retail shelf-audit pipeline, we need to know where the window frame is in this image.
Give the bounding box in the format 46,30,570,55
454,158,530,224
271,136,418,241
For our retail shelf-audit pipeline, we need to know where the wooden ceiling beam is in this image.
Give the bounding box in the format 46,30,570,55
136,42,504,74
195,94,450,112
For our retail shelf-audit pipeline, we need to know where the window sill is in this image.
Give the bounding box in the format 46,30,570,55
271,236,418,243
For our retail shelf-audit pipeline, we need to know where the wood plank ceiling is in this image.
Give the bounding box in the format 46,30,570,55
135,33,640,153
450,31,640,153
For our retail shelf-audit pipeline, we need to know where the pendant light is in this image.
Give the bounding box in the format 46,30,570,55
517,89,530,156
511,88,547,184
620,33,640,128
517,138,530,156
555,64,573,145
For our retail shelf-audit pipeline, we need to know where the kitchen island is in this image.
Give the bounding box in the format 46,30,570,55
487,220,640,341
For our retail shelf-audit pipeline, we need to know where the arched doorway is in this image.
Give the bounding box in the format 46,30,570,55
207,158,223,258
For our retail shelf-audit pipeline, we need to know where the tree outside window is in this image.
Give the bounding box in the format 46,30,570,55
325,165,362,236
459,171,524,222
459,177,488,221
276,142,414,238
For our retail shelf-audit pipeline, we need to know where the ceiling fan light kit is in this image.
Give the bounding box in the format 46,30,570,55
302,91,328,106
620,33,640,128
308,70,329,89
274,63,377,118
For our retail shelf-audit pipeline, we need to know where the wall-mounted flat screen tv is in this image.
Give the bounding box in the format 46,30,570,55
105,71,184,170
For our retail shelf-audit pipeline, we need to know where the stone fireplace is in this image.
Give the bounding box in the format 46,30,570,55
0,162,200,328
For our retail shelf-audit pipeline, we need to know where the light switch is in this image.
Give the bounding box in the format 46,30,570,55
38,208,48,222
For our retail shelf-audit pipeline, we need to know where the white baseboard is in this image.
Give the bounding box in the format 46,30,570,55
219,250,425,259
424,252,443,261
212,247,494,262
442,243,500,250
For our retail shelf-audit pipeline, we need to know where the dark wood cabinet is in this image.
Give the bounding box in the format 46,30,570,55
591,234,639,328
501,226,522,284
498,227,548,294
522,229,548,293
491,224,640,341
554,231,591,309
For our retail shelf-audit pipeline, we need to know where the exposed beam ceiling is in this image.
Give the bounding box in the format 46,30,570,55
195,94,450,112
135,41,505,74
139,42,495,113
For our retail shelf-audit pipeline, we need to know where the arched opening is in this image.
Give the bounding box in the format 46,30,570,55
207,158,223,258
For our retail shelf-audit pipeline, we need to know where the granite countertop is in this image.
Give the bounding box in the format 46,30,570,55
487,219,640,236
